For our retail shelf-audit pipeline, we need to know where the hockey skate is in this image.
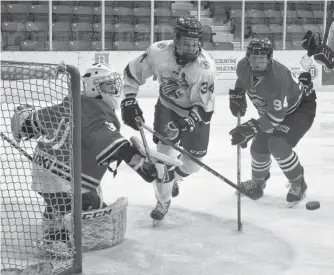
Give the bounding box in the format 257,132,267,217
286,178,307,208
236,174,270,199
150,200,171,227
172,179,182,198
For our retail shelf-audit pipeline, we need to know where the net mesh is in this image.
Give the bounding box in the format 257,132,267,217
1,61,79,274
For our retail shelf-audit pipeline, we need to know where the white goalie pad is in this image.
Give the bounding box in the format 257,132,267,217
130,136,183,167
63,197,128,252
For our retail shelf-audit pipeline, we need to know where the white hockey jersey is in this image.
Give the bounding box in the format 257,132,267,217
123,40,217,121
327,21,334,51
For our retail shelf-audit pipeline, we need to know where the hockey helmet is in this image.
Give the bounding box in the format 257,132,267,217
174,16,203,65
82,63,123,110
246,38,273,77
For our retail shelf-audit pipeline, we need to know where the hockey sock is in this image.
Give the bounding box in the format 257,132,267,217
251,152,271,181
269,137,304,183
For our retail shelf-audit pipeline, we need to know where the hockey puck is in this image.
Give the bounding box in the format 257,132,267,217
306,201,320,210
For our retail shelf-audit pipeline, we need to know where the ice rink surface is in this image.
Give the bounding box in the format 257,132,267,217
1,89,334,275
83,90,334,275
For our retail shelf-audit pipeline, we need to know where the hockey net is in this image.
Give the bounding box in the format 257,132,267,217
0,61,82,275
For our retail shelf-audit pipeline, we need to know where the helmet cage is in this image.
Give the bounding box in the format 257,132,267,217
246,38,273,76
174,16,203,64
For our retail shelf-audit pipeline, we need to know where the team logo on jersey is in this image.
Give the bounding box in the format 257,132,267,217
160,75,189,99
105,121,116,131
157,42,167,49
200,60,210,69
248,94,267,112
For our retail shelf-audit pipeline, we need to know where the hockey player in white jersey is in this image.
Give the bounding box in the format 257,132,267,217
10,62,182,255
302,21,334,70
121,16,216,223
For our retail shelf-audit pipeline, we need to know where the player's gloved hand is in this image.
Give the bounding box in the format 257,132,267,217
314,45,334,70
229,118,261,148
298,72,313,93
121,95,145,131
229,89,247,117
164,111,200,143
11,104,37,142
302,30,322,57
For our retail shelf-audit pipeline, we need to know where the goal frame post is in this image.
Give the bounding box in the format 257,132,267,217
0,61,82,274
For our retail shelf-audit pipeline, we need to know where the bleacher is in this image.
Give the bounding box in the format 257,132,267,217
1,1,332,51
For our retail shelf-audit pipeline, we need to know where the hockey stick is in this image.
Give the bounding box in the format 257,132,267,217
138,122,255,199
135,117,165,206
1,132,33,161
323,0,334,45
236,113,243,231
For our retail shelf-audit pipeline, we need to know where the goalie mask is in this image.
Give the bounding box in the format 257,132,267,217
246,38,273,77
82,63,123,110
174,16,203,65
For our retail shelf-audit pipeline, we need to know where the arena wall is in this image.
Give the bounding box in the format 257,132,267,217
1,51,330,97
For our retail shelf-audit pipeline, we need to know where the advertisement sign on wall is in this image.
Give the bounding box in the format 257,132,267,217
1,50,325,96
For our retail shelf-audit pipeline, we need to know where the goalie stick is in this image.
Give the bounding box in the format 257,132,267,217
137,122,255,200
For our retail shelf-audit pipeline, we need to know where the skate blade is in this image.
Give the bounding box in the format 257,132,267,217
153,219,163,227
288,192,307,208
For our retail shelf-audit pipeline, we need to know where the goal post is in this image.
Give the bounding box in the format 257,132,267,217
1,60,82,274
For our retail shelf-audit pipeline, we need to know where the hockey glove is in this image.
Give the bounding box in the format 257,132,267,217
298,72,314,95
314,45,334,70
120,95,145,131
302,30,322,57
164,111,200,143
229,89,247,117
229,119,261,148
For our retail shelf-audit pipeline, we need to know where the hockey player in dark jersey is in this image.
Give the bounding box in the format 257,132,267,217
10,63,182,254
228,38,317,207
121,16,216,224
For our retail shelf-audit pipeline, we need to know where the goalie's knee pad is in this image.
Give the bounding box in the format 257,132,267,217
63,197,128,252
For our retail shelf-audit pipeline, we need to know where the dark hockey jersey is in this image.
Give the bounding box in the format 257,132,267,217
31,95,128,193
235,57,305,132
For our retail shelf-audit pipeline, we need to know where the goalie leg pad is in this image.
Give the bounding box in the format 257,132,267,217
63,197,128,252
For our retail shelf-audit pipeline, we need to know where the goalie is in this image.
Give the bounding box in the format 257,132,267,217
10,62,182,256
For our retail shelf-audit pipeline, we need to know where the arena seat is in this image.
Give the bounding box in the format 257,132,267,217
20,40,47,51
114,23,135,42
154,8,171,24
52,40,69,51
113,7,133,24
90,40,113,51
71,22,93,40
7,3,31,21
52,5,73,22
133,7,151,24
68,40,91,51
214,42,234,50
134,23,150,41
264,9,282,25
134,40,150,50
72,6,93,22
247,9,265,25
112,41,135,50
29,4,49,22
154,23,173,42
52,22,72,40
